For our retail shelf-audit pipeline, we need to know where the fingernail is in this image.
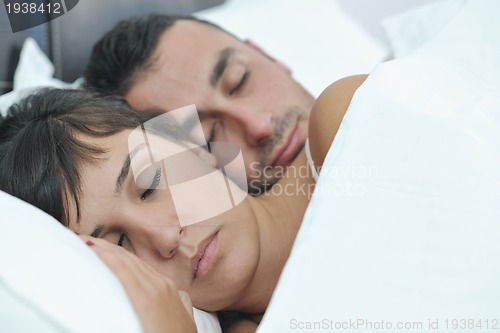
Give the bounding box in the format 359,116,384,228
86,241,94,247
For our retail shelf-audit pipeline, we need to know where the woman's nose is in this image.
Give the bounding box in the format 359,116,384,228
144,224,185,259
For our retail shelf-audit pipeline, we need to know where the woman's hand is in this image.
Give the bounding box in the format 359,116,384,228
80,236,197,333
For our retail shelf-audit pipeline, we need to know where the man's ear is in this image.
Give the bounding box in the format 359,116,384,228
244,39,292,75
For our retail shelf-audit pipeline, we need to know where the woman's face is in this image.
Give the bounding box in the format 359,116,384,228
68,129,261,311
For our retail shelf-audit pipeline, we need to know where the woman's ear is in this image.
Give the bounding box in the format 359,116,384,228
244,39,292,75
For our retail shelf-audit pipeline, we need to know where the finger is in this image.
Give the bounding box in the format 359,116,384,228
78,234,98,246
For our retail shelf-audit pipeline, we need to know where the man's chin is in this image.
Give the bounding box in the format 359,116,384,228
247,145,305,196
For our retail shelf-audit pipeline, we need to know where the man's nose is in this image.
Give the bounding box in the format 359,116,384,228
230,108,274,146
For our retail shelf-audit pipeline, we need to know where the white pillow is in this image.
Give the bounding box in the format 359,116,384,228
195,0,389,97
381,0,466,58
0,38,80,117
0,190,142,333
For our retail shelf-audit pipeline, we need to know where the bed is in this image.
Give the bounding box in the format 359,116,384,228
4,0,497,332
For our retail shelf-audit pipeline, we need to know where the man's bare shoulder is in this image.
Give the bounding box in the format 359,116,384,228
308,74,368,168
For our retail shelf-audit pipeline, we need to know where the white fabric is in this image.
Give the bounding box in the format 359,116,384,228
0,38,80,116
0,190,142,333
193,309,223,333
259,0,500,332
195,0,388,97
381,0,466,58
304,139,319,182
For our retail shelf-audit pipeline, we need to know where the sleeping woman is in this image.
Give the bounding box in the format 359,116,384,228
0,74,366,332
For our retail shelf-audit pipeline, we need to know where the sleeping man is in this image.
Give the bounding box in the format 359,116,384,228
84,14,316,195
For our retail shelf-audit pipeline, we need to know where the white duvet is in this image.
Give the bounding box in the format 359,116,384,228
259,1,500,332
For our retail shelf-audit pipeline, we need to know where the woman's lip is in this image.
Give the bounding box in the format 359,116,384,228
194,232,218,279
272,124,301,167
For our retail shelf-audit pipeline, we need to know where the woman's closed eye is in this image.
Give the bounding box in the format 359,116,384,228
141,167,162,200
115,233,134,252
117,233,126,247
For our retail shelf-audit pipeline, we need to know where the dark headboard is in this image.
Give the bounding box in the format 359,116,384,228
0,0,225,95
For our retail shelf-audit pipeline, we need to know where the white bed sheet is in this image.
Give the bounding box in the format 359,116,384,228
258,0,500,332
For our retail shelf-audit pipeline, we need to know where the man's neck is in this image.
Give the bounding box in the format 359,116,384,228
233,149,314,313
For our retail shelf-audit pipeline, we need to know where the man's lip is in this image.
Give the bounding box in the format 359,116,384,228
271,123,301,167
193,232,218,279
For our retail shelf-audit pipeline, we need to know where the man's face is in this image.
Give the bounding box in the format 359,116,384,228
125,20,315,194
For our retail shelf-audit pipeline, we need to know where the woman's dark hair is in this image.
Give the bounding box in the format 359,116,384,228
0,88,164,226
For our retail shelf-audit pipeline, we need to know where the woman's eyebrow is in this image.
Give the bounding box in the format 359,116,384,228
115,143,146,193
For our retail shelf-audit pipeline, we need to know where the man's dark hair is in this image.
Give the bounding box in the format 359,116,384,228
84,14,222,96
0,88,166,226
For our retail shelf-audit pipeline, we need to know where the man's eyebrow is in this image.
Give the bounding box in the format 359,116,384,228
115,143,147,194
210,47,235,88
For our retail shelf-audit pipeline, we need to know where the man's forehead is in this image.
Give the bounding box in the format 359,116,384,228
169,19,239,44
126,21,243,109
158,20,246,66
